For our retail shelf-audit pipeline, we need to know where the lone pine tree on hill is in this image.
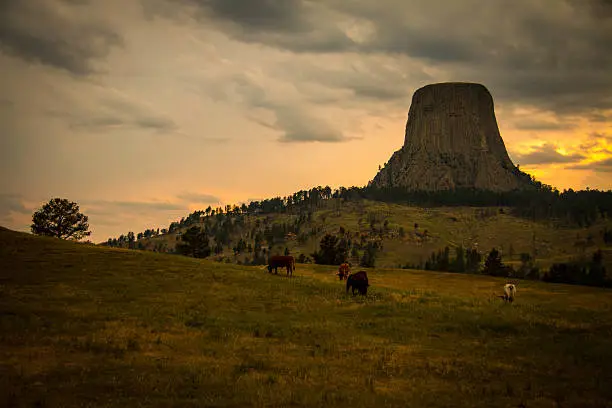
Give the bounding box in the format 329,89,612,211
31,198,91,240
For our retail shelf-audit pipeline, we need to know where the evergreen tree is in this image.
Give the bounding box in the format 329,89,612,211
360,242,379,268
483,248,511,277
31,198,91,240
587,250,607,286
176,226,211,258
439,246,451,271
518,253,534,278
312,234,340,265
465,248,482,273
451,245,466,272
334,238,350,264
127,231,135,249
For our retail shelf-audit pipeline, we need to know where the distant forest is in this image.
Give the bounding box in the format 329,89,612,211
362,185,612,228
105,179,612,246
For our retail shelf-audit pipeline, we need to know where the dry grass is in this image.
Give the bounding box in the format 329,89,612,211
2,228,612,407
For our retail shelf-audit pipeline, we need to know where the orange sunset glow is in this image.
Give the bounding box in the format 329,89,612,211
1,0,611,243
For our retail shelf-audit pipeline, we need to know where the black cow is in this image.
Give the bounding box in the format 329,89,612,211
267,255,296,277
346,271,369,296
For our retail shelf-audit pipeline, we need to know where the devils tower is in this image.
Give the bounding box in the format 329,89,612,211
370,82,532,192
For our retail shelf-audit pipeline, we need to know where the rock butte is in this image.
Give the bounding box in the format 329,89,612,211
370,82,533,192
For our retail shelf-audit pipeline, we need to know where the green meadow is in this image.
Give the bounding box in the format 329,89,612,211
2,226,612,407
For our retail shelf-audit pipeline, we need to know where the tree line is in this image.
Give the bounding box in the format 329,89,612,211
361,185,612,228
405,246,609,288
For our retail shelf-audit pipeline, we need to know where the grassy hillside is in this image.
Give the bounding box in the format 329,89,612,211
131,199,612,272
2,228,612,407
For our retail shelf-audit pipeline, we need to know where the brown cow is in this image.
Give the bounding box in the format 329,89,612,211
346,271,369,296
268,255,296,277
337,262,350,280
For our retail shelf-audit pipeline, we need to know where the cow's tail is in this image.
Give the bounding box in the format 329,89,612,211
293,257,296,270
346,276,351,294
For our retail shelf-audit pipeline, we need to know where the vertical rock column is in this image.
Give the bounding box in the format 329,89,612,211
371,82,529,192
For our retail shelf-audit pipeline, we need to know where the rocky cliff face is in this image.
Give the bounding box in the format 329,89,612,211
371,82,532,192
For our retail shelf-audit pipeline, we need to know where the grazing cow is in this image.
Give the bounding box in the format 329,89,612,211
495,281,519,303
346,271,369,296
267,255,296,277
503,283,517,303
337,263,350,280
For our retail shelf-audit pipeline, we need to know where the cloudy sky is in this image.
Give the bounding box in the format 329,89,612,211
1,0,611,243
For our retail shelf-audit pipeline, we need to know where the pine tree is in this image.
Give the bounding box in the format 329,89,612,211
31,198,91,240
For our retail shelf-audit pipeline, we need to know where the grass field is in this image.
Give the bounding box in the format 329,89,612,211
2,227,612,407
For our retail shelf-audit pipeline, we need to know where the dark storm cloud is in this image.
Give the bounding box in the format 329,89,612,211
334,0,612,115
192,0,310,32
147,0,355,52
0,0,123,75
513,144,585,166
155,0,612,117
